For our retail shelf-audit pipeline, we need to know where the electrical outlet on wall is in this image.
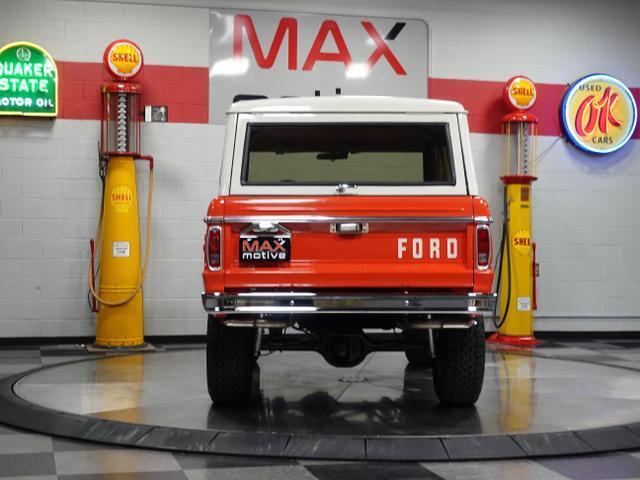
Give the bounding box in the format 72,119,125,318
144,105,168,122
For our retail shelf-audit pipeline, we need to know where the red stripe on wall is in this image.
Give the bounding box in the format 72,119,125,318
429,78,640,139
57,61,209,124
55,60,639,138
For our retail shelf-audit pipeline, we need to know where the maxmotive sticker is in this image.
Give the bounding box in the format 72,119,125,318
240,236,291,262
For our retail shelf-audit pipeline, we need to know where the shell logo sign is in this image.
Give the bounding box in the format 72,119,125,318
111,185,133,213
103,39,144,81
512,230,532,255
561,74,637,154
504,76,537,110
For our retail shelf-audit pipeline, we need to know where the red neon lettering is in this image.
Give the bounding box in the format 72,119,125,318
233,14,297,70
360,21,406,75
575,87,623,136
302,20,351,70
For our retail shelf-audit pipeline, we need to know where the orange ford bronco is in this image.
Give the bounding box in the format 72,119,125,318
202,96,495,406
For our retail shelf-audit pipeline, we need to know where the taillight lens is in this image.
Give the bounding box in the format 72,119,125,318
476,225,491,270
206,226,222,271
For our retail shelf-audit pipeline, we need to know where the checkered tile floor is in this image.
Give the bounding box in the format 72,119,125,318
1,339,640,480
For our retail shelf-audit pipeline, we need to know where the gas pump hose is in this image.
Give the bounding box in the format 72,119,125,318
88,162,153,307
492,187,512,329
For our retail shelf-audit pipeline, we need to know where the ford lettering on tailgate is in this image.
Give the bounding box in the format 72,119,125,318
240,236,291,262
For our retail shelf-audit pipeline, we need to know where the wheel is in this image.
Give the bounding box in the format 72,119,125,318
404,347,433,367
206,315,256,405
432,317,485,406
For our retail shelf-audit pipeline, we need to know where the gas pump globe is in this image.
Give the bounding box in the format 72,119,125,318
89,40,153,350
488,75,540,347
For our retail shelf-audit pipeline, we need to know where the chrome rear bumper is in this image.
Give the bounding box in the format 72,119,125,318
202,292,496,316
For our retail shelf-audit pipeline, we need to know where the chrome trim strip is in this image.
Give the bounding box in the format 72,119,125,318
205,215,493,224
222,318,477,329
240,221,291,236
206,215,476,224
202,292,496,316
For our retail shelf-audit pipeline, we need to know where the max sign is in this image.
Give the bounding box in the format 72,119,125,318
209,10,428,124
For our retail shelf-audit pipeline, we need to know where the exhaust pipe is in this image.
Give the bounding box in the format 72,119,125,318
406,318,477,330
223,319,289,328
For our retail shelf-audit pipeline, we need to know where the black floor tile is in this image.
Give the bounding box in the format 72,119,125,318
0,452,56,476
533,341,567,349
442,435,525,460
136,427,216,452
0,345,40,351
84,420,153,447
513,431,594,456
40,345,89,356
627,423,640,437
366,437,448,461
306,462,442,480
577,426,640,451
284,435,366,460
209,431,290,456
537,452,640,480
173,451,295,469
607,341,640,349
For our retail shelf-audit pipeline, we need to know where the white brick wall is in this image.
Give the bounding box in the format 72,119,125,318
1,0,639,336
0,0,209,66
0,117,221,337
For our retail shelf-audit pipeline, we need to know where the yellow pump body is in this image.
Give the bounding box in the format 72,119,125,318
95,155,144,347
498,180,535,339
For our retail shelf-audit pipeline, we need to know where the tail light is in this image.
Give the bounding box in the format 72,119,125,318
206,225,222,271
476,225,491,270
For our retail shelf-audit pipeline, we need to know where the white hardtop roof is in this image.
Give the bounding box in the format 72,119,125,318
228,96,466,114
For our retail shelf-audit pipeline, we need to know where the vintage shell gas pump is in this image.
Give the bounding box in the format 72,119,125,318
488,76,540,346
89,39,153,349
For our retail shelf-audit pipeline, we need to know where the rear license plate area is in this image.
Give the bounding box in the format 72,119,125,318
239,236,291,263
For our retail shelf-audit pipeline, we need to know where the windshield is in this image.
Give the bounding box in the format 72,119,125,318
241,123,455,186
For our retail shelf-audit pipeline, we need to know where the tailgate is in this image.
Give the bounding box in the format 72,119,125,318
220,196,475,290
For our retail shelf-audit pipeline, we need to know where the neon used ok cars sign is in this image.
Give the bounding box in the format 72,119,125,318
561,74,637,154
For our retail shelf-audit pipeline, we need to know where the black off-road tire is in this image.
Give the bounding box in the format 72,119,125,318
206,315,256,405
404,347,433,367
432,317,485,406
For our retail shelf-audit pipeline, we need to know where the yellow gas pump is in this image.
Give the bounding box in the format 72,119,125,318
88,39,153,350
488,76,540,347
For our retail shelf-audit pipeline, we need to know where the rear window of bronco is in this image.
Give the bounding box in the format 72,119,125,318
241,124,455,186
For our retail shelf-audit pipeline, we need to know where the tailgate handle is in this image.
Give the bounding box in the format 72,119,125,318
330,222,368,234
